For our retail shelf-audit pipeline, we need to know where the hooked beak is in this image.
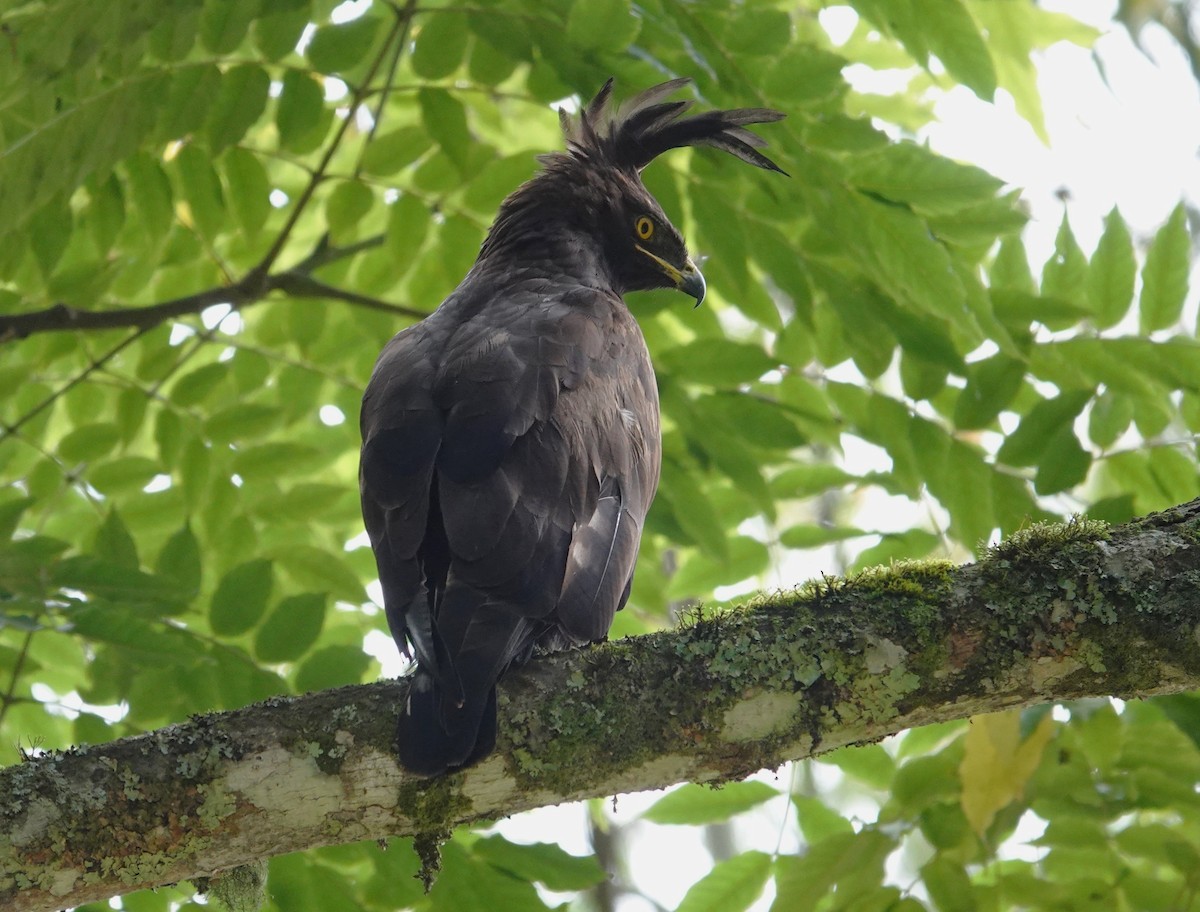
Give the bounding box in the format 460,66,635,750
636,246,707,306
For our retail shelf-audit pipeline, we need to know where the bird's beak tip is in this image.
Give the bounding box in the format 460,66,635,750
678,258,706,306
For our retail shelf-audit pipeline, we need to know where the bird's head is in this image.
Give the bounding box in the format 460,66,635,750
479,79,784,306
591,172,706,303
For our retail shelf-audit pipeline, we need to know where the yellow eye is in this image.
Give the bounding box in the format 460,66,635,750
635,216,655,240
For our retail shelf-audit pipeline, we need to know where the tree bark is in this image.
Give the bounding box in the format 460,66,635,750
6,501,1200,911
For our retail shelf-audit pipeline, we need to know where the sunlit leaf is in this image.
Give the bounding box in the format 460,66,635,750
643,782,779,825
1141,202,1191,332
210,559,274,636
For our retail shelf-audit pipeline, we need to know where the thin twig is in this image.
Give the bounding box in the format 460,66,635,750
0,630,35,732
0,234,402,342
250,4,416,281
353,0,418,180
1,329,148,438
272,273,427,319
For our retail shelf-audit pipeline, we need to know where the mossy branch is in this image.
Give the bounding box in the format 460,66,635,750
6,501,1200,911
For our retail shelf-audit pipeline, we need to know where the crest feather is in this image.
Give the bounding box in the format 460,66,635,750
558,78,787,175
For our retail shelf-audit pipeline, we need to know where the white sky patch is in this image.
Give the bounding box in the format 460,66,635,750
319,405,346,426
30,683,128,723
362,629,408,678
200,303,232,329
324,76,348,102
269,189,290,208
818,5,859,45
345,529,371,551
143,474,172,493
331,0,370,23
295,22,316,55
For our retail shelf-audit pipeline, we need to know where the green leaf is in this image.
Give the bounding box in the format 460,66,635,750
307,15,383,74
1034,425,1092,495
779,525,871,548
231,443,325,482
94,509,139,570
209,559,274,636
1089,391,1132,448
223,148,271,239
1087,207,1135,329
862,197,965,321
657,340,776,387
205,403,283,444
643,781,779,825
146,530,199,612
206,64,271,153
772,830,894,912
69,604,198,664
472,836,605,891
90,457,163,496
565,0,640,52
326,181,375,244
669,535,770,598
914,0,996,99
411,12,469,79
159,64,222,140
953,354,1025,430
921,856,976,912
255,5,312,60
125,152,176,241
819,744,896,789
274,545,364,602
657,461,729,559
677,851,772,912
463,155,538,216
990,235,1035,292
200,0,261,53
934,439,996,549
765,46,848,110
255,593,327,663
418,89,472,173
52,556,185,606
175,143,226,240
0,497,34,541
1040,212,1088,317
793,796,855,844
294,644,370,692
724,9,792,58
426,840,547,912
996,390,1091,468
58,423,121,463
847,143,1003,215
0,70,169,243
362,127,431,177
276,70,327,153
29,203,71,278
1141,202,1191,332
170,362,230,407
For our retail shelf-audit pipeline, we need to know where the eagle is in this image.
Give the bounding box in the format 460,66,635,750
360,78,784,776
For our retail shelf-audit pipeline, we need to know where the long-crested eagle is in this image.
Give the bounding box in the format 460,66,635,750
359,78,785,776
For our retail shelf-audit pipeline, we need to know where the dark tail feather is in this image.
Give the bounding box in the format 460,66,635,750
396,669,498,776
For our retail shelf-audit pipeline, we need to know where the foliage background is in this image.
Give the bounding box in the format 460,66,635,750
3,0,1200,909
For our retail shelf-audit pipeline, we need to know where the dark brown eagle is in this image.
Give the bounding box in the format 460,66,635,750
360,78,784,776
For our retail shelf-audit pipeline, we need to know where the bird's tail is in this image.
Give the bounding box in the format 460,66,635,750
396,668,498,776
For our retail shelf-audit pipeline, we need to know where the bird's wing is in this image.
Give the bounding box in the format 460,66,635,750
359,322,449,683
554,308,661,643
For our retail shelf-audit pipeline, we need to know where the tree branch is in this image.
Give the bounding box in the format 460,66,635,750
7,501,1200,911
0,234,420,341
